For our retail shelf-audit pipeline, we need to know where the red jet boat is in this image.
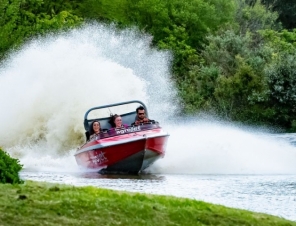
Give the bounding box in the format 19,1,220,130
74,100,169,174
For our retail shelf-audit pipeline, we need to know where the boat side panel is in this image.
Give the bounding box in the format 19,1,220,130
75,151,91,168
140,149,162,171
75,139,146,169
146,136,169,155
100,150,145,174
137,136,169,171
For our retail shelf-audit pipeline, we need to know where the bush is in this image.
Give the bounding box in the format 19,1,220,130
0,148,23,184
264,53,296,129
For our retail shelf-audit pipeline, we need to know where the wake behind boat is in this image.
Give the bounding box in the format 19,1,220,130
74,100,169,174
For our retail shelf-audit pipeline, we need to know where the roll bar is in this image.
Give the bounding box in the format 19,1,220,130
83,100,148,131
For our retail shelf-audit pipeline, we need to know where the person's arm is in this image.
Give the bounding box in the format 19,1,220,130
132,120,140,126
89,134,94,140
108,128,116,136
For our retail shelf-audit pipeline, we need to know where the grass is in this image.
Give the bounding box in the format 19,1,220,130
0,181,295,226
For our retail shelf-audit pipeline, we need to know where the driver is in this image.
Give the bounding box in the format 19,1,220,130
132,106,152,126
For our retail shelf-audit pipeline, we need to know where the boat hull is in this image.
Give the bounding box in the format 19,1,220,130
75,130,169,174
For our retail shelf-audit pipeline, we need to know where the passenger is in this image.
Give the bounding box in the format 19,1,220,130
109,114,128,131
132,106,152,126
89,120,102,140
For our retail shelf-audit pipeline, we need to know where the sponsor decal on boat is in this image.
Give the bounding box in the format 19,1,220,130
116,126,141,135
90,151,108,164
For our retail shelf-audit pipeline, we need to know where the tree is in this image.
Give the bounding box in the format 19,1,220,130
256,0,296,29
0,0,82,61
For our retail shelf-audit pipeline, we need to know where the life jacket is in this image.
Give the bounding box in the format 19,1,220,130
132,117,150,126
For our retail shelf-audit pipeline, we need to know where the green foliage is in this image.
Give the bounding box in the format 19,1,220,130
0,148,23,184
184,29,270,114
202,30,255,76
234,0,279,34
264,54,296,128
180,64,221,113
177,0,293,128
177,0,279,118
124,0,236,84
188,26,296,129
260,0,296,29
76,0,129,24
0,0,82,61
214,59,267,120
157,24,199,74
260,29,296,53
126,0,235,48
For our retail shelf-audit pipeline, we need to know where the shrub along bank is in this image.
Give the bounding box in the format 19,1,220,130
0,180,295,226
0,148,23,184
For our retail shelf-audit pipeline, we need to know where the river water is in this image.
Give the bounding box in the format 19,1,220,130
1,24,296,222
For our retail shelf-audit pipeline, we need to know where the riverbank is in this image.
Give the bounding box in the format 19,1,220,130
0,181,295,226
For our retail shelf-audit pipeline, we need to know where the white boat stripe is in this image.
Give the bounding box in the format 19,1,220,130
74,132,169,156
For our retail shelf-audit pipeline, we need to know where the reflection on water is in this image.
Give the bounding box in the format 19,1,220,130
20,170,296,222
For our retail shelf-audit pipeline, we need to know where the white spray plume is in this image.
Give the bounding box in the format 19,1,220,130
0,23,175,158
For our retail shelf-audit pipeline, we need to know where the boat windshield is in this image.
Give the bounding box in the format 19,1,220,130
90,122,161,140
